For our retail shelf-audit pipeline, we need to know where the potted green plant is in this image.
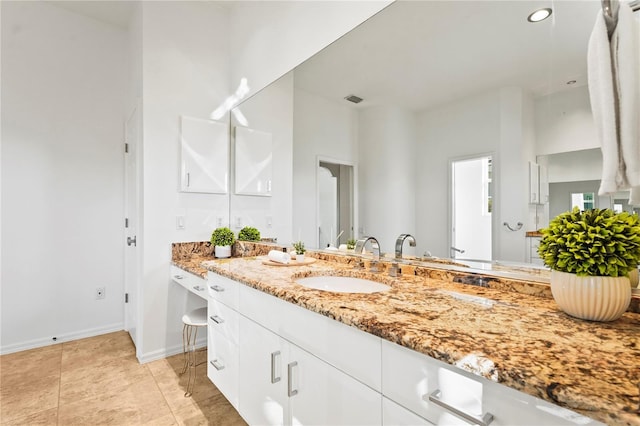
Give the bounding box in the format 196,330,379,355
238,226,261,242
292,240,306,262
211,227,236,258
538,207,640,321
346,238,357,251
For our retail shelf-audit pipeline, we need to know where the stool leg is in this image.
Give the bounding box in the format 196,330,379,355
180,323,189,375
184,326,198,397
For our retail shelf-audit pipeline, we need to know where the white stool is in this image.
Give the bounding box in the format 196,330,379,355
180,307,207,397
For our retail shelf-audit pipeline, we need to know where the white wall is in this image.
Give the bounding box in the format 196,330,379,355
139,1,230,362
228,1,392,100
534,86,598,156
416,88,534,262
1,1,127,353
230,73,294,245
293,88,359,248
417,91,501,259
358,106,416,254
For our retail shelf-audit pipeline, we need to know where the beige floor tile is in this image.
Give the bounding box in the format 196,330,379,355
146,353,187,377
61,331,134,372
0,407,57,426
141,413,179,425
57,377,172,425
0,374,59,423
59,353,153,406
172,393,247,426
0,345,62,388
150,364,219,411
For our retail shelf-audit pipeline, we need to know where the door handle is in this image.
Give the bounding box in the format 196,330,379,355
425,389,494,426
127,236,137,247
271,351,281,383
287,361,299,397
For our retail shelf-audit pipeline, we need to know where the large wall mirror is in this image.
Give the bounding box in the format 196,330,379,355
229,0,609,271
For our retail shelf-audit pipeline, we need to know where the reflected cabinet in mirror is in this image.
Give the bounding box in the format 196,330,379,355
229,1,619,276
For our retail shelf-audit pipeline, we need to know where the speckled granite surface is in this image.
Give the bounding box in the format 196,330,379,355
199,255,640,426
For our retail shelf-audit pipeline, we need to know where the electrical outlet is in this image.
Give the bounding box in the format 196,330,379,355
96,287,106,300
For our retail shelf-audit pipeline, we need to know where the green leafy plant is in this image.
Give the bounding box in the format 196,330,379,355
538,207,640,277
346,238,357,250
238,226,261,241
292,241,306,255
211,227,236,247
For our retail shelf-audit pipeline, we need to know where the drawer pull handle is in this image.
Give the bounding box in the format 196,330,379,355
210,315,225,324
287,361,298,397
426,390,494,426
174,275,183,279
192,285,204,291
270,351,281,383
210,285,225,292
210,359,225,371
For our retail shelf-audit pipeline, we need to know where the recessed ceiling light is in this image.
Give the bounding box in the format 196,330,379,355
527,8,552,23
344,94,364,104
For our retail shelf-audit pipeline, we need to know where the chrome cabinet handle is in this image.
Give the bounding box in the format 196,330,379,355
210,285,225,292
287,361,298,397
271,351,281,383
209,315,225,324
425,390,493,426
192,285,204,291
186,172,190,187
173,275,183,279
210,359,225,371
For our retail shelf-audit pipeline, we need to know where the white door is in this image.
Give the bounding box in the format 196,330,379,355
289,343,382,426
124,106,140,347
238,316,288,426
451,156,492,261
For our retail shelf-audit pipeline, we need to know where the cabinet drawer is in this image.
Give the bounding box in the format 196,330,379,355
239,283,381,391
170,266,207,298
208,298,239,345
382,340,601,426
383,397,433,426
207,271,239,309
207,327,239,409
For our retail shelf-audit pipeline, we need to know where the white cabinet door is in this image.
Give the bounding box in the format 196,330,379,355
238,315,288,426
288,343,382,426
180,116,228,194
207,327,239,409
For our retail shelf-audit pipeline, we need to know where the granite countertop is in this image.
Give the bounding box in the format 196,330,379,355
199,255,640,426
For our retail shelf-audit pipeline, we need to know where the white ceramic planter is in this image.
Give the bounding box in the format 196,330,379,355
628,268,639,288
295,253,305,263
550,270,631,322
215,245,232,259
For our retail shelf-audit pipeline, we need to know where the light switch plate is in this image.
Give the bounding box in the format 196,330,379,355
176,215,186,230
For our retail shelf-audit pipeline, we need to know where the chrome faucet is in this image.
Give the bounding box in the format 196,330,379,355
354,236,381,272
395,233,416,259
354,236,381,260
450,246,465,257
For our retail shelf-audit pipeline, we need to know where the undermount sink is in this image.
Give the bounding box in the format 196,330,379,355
296,276,391,294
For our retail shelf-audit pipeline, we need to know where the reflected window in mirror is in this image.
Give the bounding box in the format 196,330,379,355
571,192,594,211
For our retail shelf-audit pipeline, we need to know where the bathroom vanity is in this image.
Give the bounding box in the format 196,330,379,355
169,242,639,426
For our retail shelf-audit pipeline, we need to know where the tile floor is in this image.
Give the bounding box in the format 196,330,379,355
0,331,247,425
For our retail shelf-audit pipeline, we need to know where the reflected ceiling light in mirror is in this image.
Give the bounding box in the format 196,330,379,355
210,77,250,120
527,8,552,22
232,108,249,127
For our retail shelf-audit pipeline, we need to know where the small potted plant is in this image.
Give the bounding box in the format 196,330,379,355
211,227,236,259
346,238,357,251
292,240,306,262
238,226,261,242
538,207,640,321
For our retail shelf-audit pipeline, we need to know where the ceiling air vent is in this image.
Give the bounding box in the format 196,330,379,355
344,94,364,104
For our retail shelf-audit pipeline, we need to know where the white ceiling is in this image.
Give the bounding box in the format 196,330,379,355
48,0,135,29
294,0,602,112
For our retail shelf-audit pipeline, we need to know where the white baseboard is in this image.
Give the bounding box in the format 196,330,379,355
0,322,124,355
137,337,207,364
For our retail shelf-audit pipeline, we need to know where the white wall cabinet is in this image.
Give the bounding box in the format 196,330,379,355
180,116,229,194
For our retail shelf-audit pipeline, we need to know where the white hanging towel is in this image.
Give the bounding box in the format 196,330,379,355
617,5,640,203
588,2,640,204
